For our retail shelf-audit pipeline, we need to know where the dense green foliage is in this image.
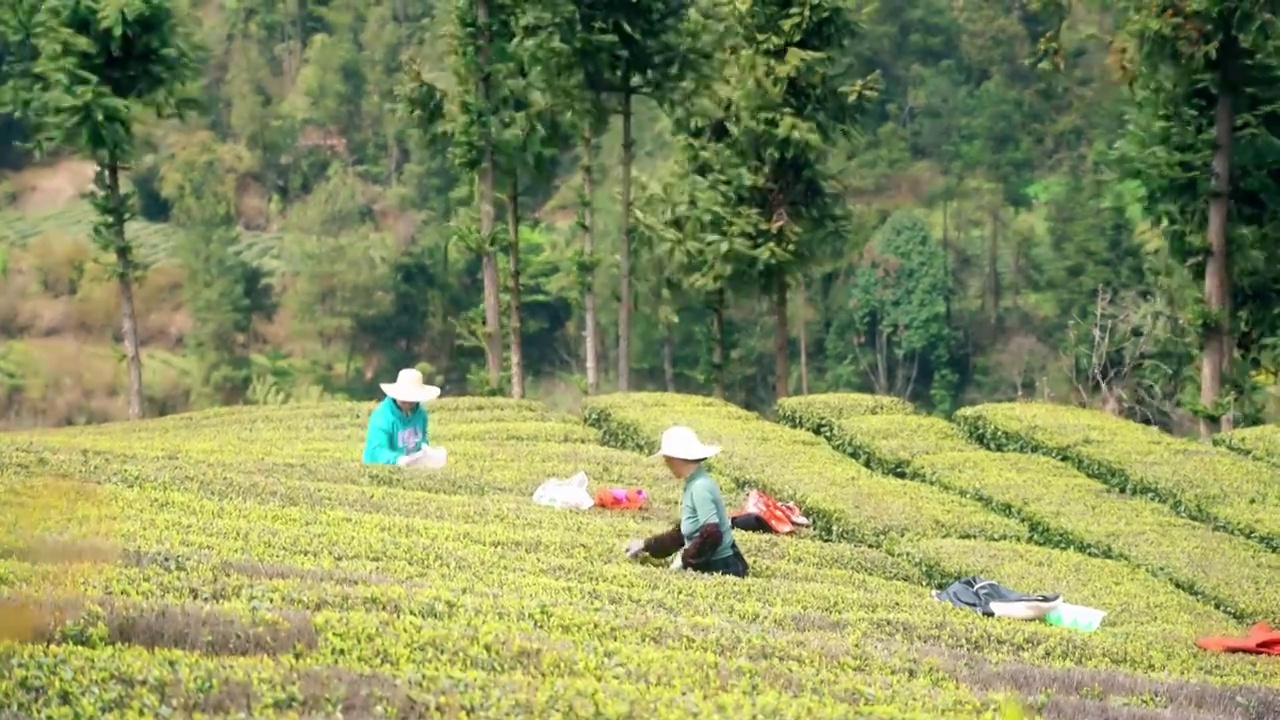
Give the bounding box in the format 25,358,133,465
1,0,203,420
2,0,1279,433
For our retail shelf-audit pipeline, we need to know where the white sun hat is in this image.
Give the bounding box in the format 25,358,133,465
649,425,721,461
379,368,442,404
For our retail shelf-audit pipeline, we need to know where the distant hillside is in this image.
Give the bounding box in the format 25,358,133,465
1,161,208,426
0,338,191,428
0,201,290,277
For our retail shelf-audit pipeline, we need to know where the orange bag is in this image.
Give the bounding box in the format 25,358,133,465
737,489,809,534
594,487,649,510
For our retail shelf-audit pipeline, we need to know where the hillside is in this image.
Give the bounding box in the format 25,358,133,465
2,393,1278,718
5,1,1280,433
0,161,303,426
0,161,197,425
7,0,1280,430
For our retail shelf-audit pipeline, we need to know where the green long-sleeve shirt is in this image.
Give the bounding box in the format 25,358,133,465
679,466,734,561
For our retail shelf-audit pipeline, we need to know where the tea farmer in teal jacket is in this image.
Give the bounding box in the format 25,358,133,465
361,368,441,466
624,426,749,578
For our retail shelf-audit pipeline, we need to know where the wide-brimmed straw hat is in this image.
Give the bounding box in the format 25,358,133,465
380,368,441,404
649,425,721,461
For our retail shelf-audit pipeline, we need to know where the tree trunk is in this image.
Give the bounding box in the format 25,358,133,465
477,0,502,391
986,207,1000,332
1201,82,1233,439
388,139,400,187
942,198,952,326
440,235,455,375
617,87,634,392
774,273,789,401
1217,82,1236,435
1221,338,1235,433
798,275,809,395
1011,233,1022,313
507,174,524,399
116,270,144,419
662,323,675,392
106,164,144,420
711,288,726,399
580,127,599,395
480,191,502,390
875,324,889,394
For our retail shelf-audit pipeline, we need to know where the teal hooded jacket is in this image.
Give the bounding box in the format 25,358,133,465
362,397,428,464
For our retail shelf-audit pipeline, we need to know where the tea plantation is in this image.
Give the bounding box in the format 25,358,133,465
2,393,1278,719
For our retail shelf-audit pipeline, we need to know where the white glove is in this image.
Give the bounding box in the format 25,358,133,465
396,452,417,467
624,539,645,559
669,552,686,571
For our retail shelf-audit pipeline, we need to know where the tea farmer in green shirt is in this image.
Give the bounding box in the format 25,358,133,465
361,368,441,466
624,425,749,578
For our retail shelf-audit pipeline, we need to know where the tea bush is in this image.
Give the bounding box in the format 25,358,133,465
2,396,1279,719
580,394,1280,641
775,393,916,431
1214,424,1280,468
778,395,1280,625
583,392,1027,548
952,401,1280,552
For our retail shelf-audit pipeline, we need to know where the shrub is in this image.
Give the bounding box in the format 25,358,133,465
781,393,1280,624
900,538,1232,639
911,452,1280,623
810,413,974,478
583,392,1028,548
777,392,915,429
954,401,1280,552
1214,424,1280,468
581,393,1280,636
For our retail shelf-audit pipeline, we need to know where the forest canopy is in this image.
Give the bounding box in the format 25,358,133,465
0,0,1278,435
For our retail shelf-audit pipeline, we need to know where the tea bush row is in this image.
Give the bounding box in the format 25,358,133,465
1,200,285,273
952,401,1280,552
1214,424,1280,468
3,458,1273,697
574,394,1279,649
778,394,1280,624
582,392,1028,550
4,397,1279,718
2,460,1243,644
8,397,605,473
3,639,988,720
0,402,1018,718
0,204,176,266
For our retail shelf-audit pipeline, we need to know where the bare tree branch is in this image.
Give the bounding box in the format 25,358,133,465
1060,284,1182,426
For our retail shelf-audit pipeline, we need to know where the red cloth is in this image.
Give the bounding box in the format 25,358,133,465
1196,622,1280,655
732,490,809,534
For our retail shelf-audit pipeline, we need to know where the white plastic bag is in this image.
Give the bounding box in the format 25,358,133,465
405,445,448,469
532,471,594,510
1044,603,1107,632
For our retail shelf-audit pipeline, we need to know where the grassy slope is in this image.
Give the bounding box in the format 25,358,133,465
2,396,1278,719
